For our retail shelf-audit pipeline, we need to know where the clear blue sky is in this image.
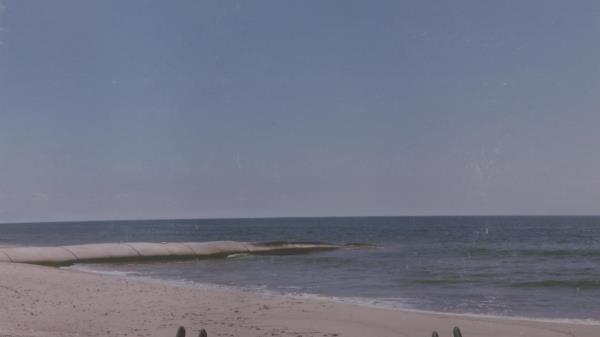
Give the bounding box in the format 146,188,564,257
1,1,599,221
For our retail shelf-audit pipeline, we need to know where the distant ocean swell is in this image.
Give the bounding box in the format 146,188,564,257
466,247,600,258
509,280,600,289
409,278,600,289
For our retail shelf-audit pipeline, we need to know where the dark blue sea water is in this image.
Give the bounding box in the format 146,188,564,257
1,216,600,321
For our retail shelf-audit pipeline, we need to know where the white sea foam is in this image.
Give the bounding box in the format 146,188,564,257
63,264,140,277
226,253,252,259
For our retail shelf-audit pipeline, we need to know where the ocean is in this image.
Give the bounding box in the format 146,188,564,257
1,216,599,322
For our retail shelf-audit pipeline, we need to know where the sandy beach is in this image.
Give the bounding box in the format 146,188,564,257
0,262,596,337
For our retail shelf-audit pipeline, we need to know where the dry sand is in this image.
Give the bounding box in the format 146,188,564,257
0,262,597,337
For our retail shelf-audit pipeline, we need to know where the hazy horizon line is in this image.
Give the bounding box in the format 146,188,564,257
2,214,599,225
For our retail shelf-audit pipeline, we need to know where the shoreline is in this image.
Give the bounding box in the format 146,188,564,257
0,262,597,337
66,263,600,327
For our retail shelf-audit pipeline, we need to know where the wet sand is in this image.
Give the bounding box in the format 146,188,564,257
0,262,597,337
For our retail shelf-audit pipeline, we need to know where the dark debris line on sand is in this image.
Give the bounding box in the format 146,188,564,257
174,326,464,337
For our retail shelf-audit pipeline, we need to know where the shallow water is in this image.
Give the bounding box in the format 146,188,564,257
2,216,600,320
